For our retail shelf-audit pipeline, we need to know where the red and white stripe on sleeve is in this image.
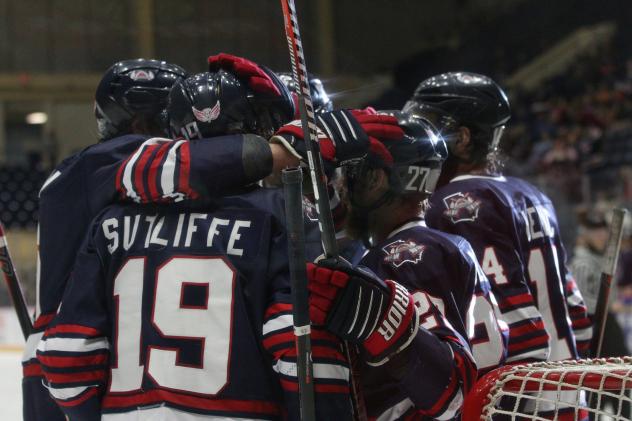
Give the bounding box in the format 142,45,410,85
116,137,199,203
262,303,350,395
565,273,592,354
36,324,109,407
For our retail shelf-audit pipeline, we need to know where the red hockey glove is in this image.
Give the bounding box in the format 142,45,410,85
207,53,283,97
307,258,419,365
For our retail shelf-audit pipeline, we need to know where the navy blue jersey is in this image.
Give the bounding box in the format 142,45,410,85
37,188,351,420
23,134,261,421
426,175,591,363
357,219,492,420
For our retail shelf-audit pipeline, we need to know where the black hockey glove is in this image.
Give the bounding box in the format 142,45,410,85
270,109,370,176
307,258,419,366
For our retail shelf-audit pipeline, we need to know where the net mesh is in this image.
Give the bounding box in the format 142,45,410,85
470,357,632,420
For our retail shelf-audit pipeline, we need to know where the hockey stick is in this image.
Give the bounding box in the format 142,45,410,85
590,207,627,357
282,167,316,421
279,1,365,419
0,222,33,339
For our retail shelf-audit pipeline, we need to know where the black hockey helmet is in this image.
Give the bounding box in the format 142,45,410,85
278,72,334,113
95,59,188,141
347,110,447,201
403,72,510,152
167,70,293,140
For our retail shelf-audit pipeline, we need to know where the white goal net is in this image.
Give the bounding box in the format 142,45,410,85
462,357,632,420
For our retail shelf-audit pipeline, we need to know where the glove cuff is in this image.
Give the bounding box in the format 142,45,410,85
269,133,304,161
363,280,419,366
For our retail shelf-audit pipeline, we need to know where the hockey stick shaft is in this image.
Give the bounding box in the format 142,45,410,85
590,208,627,357
0,222,32,339
279,2,365,419
279,0,338,258
282,168,316,421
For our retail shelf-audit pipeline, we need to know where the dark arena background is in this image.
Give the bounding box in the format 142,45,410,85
0,0,631,419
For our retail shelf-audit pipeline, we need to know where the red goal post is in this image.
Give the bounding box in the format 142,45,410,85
462,357,632,420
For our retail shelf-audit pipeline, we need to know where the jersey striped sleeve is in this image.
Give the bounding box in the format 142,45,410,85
35,238,109,420
36,323,108,417
262,301,353,420
116,137,198,203
565,272,592,354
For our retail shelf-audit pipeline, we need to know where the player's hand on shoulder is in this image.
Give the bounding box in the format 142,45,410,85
207,52,285,98
306,257,419,365
270,109,373,179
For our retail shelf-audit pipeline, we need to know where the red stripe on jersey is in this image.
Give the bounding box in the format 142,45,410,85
571,318,592,329
55,387,99,408
262,331,294,349
45,324,101,337
134,144,159,203
508,320,545,338
508,334,549,353
500,293,534,309
102,389,281,416
147,141,172,200
279,378,349,394
115,155,133,198
453,350,476,394
44,369,106,384
39,353,108,368
34,313,56,329
265,303,293,319
23,361,43,377
177,142,198,199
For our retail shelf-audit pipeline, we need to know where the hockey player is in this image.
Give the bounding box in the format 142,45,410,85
36,70,355,420
21,59,189,421
404,72,592,365
24,57,293,420
274,110,507,419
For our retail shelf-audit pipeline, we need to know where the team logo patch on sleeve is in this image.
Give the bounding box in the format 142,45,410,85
443,192,481,223
382,239,426,267
192,102,221,123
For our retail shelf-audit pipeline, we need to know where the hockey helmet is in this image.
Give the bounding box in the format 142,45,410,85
348,110,447,198
403,72,510,151
167,70,293,140
95,59,188,141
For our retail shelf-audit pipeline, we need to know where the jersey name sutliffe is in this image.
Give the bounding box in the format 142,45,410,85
101,213,252,256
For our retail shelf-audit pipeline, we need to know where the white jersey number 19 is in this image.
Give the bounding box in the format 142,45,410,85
110,256,235,395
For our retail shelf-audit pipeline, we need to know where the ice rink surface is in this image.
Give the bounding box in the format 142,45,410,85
0,348,23,420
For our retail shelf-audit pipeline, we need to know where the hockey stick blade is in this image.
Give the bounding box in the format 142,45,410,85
0,222,33,339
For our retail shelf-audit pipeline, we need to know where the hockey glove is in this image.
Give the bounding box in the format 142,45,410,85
207,53,284,97
307,258,419,365
270,109,370,176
